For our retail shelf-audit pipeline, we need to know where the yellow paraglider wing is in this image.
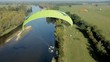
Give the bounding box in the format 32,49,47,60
22,10,73,30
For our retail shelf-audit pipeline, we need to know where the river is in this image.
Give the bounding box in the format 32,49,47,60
0,6,55,62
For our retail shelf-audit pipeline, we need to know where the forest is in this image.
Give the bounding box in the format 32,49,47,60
0,4,32,36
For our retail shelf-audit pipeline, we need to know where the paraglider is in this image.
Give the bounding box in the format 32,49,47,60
22,10,73,53
22,9,73,30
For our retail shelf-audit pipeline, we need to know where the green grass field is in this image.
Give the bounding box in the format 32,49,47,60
63,26,96,62
59,5,110,40
57,4,110,62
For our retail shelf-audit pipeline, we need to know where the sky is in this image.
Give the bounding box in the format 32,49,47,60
0,0,109,1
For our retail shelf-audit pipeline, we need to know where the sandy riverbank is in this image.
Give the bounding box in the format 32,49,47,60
5,26,32,43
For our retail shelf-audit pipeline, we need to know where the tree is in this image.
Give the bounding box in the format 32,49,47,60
95,4,98,7
69,5,72,7
96,41,107,55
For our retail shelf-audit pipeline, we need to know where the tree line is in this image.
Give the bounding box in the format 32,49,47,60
66,12,110,61
0,5,32,36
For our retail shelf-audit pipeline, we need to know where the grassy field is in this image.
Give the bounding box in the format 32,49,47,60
59,4,110,40
62,26,96,62
56,4,110,62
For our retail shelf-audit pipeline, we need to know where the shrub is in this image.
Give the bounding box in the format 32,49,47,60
96,41,107,55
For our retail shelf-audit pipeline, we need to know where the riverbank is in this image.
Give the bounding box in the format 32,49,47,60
0,23,32,46
63,26,96,62
0,4,32,37
0,24,22,46
54,13,110,62
0,5,55,62
54,24,96,62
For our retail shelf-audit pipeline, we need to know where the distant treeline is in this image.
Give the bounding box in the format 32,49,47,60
66,12,110,61
0,5,32,16
0,5,32,36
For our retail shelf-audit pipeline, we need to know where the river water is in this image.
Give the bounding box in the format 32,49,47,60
0,6,55,62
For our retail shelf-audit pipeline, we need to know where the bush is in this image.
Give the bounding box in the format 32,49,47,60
96,41,107,55
54,19,64,62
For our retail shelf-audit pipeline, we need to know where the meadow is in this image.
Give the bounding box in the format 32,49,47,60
59,4,110,40
63,26,96,62
55,4,110,62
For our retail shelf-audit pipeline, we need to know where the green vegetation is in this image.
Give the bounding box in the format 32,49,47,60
67,13,110,61
0,3,110,62
54,19,64,62
0,11,25,36
58,4,110,40
53,4,110,62
0,4,32,36
54,19,96,62
63,26,96,62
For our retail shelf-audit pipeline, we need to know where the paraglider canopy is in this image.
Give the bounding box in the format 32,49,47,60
22,10,73,30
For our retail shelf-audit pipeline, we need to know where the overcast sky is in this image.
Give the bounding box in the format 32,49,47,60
0,0,110,2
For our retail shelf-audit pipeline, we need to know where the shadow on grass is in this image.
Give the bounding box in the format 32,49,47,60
76,27,108,62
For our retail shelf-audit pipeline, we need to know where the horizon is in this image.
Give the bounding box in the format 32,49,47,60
0,0,110,2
